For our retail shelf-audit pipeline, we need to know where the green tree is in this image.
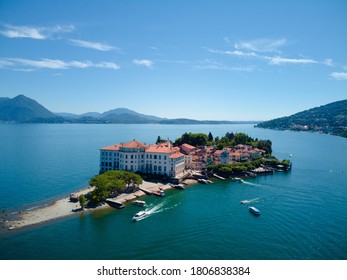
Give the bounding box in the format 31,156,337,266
78,194,87,209
208,132,214,142
88,170,143,205
174,132,208,147
234,133,249,145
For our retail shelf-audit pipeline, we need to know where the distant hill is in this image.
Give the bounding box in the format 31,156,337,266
159,118,259,125
256,100,347,138
2,94,257,125
0,95,63,122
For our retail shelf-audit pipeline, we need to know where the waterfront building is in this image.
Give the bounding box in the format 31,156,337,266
100,140,185,178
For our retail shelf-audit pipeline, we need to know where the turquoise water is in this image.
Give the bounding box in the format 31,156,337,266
0,124,346,259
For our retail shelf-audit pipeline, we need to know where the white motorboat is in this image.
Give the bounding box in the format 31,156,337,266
133,200,146,207
249,206,261,215
233,177,244,183
132,211,148,221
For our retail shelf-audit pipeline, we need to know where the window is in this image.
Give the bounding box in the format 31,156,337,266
159,155,161,160
154,155,157,159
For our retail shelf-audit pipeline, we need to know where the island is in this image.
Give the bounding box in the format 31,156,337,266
3,131,290,230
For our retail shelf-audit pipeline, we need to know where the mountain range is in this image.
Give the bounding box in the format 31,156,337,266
0,95,255,125
256,99,347,138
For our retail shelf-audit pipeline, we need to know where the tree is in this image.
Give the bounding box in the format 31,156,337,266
208,132,214,142
225,132,235,140
174,132,208,146
88,170,143,205
234,133,249,145
156,136,162,144
79,194,87,210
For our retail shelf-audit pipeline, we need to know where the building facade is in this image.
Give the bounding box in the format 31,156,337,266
100,140,185,178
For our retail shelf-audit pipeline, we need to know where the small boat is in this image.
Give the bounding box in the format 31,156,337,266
198,178,209,184
249,206,261,215
171,184,185,190
133,200,146,207
132,211,148,221
233,177,244,183
153,189,165,197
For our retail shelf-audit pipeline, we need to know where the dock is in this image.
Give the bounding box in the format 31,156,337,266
105,198,125,209
213,174,225,180
139,187,153,195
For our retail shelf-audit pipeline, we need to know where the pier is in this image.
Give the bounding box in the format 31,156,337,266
105,198,125,209
213,173,226,180
139,187,153,195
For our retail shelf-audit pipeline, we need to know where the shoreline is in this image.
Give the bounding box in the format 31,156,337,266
1,179,198,231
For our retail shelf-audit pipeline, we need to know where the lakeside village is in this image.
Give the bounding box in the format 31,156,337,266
2,132,292,230
73,132,292,213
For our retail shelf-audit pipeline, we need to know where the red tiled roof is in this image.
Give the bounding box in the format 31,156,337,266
170,152,185,159
100,144,122,151
122,140,148,148
146,142,172,153
181,143,196,150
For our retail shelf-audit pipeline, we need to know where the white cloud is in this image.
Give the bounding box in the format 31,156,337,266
0,58,120,71
235,38,287,53
323,58,334,67
194,59,254,72
133,59,154,68
266,56,318,65
206,47,258,58
330,72,347,80
69,39,117,51
0,24,74,39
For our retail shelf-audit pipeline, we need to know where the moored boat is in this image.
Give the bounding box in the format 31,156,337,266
153,190,165,197
198,178,209,184
133,200,146,207
249,206,261,215
171,183,185,190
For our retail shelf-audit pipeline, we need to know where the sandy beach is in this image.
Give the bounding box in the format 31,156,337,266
2,180,197,230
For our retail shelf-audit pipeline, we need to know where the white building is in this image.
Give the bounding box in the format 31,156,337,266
100,140,185,178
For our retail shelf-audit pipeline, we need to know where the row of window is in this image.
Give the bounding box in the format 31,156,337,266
101,151,168,160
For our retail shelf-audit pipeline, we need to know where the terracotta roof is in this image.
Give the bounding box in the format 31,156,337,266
146,142,172,153
182,143,195,149
122,140,147,149
170,152,185,159
100,144,122,151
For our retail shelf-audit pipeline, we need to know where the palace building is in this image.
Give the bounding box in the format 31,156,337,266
99,140,185,178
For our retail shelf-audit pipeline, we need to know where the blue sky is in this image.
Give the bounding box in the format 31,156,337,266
0,0,346,120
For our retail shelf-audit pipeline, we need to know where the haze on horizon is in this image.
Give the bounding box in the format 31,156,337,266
0,0,346,121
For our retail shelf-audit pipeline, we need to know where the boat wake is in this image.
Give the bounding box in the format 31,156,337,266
242,181,263,187
135,201,179,221
240,197,261,204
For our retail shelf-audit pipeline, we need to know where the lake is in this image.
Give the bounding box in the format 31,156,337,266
0,124,346,259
